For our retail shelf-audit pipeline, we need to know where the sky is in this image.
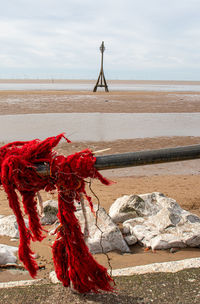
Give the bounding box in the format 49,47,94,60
0,0,200,80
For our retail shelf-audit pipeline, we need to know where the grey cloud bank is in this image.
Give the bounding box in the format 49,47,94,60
0,0,200,80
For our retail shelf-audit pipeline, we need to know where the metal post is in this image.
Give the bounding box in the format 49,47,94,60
93,41,109,92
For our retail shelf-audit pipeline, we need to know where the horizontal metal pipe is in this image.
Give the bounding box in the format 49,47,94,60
35,144,200,175
94,144,200,170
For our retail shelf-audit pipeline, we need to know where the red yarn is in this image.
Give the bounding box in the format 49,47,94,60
0,134,114,293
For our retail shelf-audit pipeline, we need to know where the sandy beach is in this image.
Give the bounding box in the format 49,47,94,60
0,84,200,283
1,90,200,114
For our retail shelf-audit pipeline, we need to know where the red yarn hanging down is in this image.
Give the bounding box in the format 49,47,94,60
0,134,114,293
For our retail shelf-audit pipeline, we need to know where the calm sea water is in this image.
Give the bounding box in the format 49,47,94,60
1,81,200,92
0,112,199,142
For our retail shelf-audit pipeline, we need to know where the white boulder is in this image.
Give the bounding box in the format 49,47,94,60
40,200,58,225
40,199,81,225
0,215,28,238
109,193,161,223
123,234,138,246
49,271,60,284
0,244,18,264
75,204,130,254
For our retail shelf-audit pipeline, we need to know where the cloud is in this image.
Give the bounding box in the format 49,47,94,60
0,0,200,79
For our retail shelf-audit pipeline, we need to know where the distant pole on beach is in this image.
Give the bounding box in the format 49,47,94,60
93,41,109,92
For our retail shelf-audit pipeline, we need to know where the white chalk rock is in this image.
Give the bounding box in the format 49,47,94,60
41,199,80,225
122,192,200,250
150,234,187,250
0,215,28,238
124,234,138,246
75,204,130,254
109,193,161,224
41,200,58,225
0,244,18,264
49,271,60,284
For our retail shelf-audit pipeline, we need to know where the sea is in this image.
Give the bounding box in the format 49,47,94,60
0,79,200,92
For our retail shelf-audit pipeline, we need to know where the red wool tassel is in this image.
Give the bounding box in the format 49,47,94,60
52,192,114,293
0,134,67,277
52,234,70,287
0,134,114,293
50,152,114,293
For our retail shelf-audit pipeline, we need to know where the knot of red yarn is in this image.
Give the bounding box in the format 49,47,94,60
0,134,114,293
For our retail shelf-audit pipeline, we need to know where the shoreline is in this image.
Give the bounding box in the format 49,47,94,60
0,79,200,85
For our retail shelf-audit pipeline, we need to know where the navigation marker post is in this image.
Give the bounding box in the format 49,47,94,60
93,41,109,92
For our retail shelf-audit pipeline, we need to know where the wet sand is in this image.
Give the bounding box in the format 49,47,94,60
0,87,200,282
0,90,200,114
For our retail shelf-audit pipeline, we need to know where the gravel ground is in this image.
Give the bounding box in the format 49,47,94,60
0,268,200,304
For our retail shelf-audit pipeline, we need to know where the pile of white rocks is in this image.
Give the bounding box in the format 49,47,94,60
0,199,130,265
47,199,130,254
45,193,200,252
109,192,200,250
1,192,200,265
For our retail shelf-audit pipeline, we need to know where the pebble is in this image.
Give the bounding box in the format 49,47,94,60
170,247,180,253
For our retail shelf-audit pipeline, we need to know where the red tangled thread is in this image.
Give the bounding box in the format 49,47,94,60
0,134,114,293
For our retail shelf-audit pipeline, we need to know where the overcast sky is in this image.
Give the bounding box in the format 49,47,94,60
1,0,200,80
